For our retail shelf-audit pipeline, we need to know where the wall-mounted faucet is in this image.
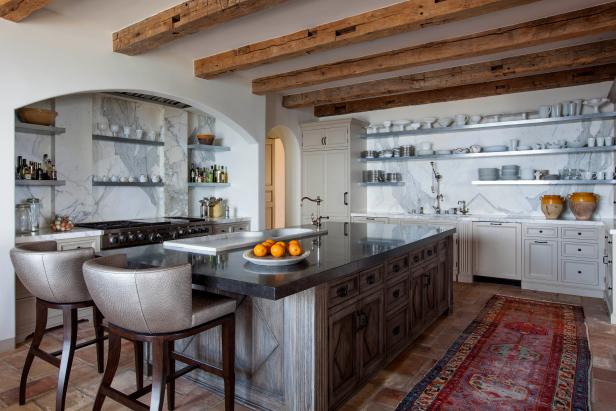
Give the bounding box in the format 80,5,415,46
458,200,470,215
300,196,329,228
430,162,443,214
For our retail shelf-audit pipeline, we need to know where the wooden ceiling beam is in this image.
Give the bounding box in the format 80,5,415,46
254,3,616,94
195,0,539,78
283,40,616,108
113,0,289,56
314,64,616,117
0,0,50,22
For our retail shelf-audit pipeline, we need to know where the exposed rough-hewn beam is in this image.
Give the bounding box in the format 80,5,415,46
314,64,616,117
0,0,50,22
195,0,539,78
609,77,616,102
283,40,616,108
113,0,289,56
254,3,616,94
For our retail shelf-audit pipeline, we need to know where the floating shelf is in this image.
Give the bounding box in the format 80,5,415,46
361,146,616,162
16,122,66,135
92,134,164,147
188,182,230,188
92,181,164,187
188,144,231,152
360,182,405,187
472,180,616,186
361,112,616,139
16,180,66,186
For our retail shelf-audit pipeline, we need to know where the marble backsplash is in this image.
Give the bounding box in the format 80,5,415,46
366,117,616,219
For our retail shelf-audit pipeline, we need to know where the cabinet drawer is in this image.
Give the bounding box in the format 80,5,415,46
425,243,438,261
328,275,359,308
57,238,99,251
385,306,408,354
232,223,250,232
384,276,409,311
561,227,598,241
562,242,599,259
213,225,232,234
525,225,558,238
410,243,438,265
387,254,409,277
561,260,599,286
359,266,384,294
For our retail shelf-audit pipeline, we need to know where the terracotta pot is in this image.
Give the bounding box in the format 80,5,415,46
567,192,599,221
540,195,565,219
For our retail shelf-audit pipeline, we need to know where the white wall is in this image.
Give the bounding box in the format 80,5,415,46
0,17,266,348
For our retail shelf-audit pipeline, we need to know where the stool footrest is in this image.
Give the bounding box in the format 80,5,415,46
31,347,61,367
100,385,149,411
173,352,224,378
49,335,108,357
126,365,198,400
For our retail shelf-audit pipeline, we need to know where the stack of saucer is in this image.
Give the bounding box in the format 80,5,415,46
501,165,520,180
478,168,499,181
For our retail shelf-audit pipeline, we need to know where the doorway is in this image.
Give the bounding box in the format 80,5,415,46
265,137,286,229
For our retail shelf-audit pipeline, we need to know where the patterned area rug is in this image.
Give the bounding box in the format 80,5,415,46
396,295,591,410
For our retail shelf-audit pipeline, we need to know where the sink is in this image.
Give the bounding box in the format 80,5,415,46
163,227,327,255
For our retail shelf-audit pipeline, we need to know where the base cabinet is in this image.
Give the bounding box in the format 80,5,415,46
327,236,453,409
524,239,558,282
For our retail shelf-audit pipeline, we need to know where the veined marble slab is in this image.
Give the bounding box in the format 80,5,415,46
15,227,103,244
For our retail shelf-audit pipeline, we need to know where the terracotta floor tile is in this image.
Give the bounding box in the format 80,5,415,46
33,386,93,410
0,375,56,406
371,387,406,407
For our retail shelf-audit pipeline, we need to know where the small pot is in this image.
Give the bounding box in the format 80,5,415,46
540,195,565,220
567,192,599,221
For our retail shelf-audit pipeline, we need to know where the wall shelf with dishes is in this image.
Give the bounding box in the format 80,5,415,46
16,180,66,187
92,181,164,187
92,134,164,147
188,183,230,188
472,180,616,186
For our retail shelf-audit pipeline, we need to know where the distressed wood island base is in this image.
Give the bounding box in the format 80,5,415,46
111,222,454,410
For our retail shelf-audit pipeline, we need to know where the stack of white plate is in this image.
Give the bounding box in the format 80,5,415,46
501,165,520,180
416,149,435,156
478,168,499,181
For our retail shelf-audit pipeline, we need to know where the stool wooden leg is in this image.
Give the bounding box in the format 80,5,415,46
93,307,105,373
150,337,167,411
134,341,144,390
222,315,236,411
93,332,121,411
56,308,78,411
19,299,48,405
166,341,175,411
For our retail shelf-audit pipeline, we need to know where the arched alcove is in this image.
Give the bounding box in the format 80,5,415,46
267,125,301,226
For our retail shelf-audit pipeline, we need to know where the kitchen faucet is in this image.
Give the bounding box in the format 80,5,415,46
300,196,329,228
430,162,443,214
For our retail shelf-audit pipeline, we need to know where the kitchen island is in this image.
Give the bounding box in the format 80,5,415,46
107,222,455,410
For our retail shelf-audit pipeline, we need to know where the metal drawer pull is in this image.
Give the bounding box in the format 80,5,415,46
392,264,400,273
490,222,503,226
603,256,612,265
539,230,543,233
578,232,582,236
534,241,548,244
392,326,400,336
357,312,368,329
577,270,582,274
392,289,401,298
427,250,433,256
367,275,376,285
578,248,582,252
336,285,349,297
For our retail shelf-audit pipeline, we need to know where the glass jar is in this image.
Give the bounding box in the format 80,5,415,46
15,204,32,234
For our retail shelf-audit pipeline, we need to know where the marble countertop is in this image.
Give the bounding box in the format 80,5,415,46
352,212,615,228
196,217,251,224
101,222,455,300
15,227,104,244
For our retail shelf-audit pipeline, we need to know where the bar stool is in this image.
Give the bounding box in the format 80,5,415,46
83,254,236,411
10,242,106,411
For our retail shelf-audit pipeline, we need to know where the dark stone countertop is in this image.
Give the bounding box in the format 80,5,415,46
101,222,455,300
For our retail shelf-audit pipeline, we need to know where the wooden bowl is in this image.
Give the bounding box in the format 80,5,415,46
196,134,215,145
16,108,57,126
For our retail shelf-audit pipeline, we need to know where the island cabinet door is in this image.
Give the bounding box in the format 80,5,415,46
357,291,384,380
422,263,438,323
409,274,424,338
435,255,451,314
329,302,360,408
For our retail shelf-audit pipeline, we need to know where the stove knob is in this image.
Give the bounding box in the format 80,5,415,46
127,232,136,242
137,232,146,241
108,234,119,245
118,234,127,243
177,228,185,236
155,233,163,242
148,232,157,242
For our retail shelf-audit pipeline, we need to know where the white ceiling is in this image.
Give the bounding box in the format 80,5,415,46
41,0,616,95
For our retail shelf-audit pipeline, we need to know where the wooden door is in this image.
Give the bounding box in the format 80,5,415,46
265,138,274,229
302,128,324,151
473,222,522,280
328,302,359,408
301,151,325,220
358,291,384,379
524,239,558,282
409,275,424,338
323,149,349,218
324,126,349,149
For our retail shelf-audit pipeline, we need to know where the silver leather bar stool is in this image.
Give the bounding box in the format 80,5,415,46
83,254,237,411
10,241,105,411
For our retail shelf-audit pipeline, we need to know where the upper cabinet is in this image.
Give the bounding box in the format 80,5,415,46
302,124,350,151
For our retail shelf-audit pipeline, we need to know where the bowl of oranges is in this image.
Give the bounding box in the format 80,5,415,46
243,239,309,266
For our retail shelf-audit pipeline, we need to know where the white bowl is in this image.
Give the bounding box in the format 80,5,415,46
437,117,453,127
406,123,421,130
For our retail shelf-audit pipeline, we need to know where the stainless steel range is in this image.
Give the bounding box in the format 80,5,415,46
76,217,211,249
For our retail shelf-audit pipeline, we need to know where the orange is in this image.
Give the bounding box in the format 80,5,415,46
288,243,303,257
261,241,272,250
265,239,275,245
289,239,300,246
253,244,268,257
275,241,287,248
270,243,286,258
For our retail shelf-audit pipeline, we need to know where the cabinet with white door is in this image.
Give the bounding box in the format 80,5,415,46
473,222,522,280
301,119,367,222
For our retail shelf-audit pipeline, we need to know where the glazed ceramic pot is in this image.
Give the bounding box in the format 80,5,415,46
540,195,565,220
567,192,599,221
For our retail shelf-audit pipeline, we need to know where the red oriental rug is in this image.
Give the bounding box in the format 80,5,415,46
396,295,591,411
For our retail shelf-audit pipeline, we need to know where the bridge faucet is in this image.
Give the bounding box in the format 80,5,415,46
300,196,329,228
